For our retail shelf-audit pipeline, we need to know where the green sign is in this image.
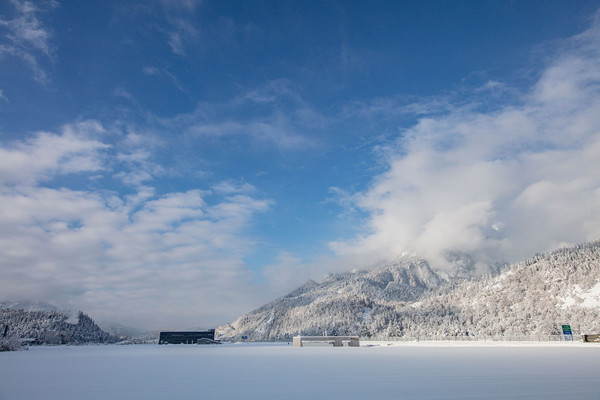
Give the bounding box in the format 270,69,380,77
562,325,572,334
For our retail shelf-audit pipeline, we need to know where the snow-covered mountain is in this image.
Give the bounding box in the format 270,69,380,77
217,255,447,340
217,241,600,340
400,241,600,338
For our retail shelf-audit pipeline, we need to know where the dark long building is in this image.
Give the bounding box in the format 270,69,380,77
159,330,215,344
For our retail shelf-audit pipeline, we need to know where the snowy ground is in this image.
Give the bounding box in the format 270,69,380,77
1,342,599,400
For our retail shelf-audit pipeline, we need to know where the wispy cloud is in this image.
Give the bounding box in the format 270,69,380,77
158,0,201,13
167,80,324,151
330,16,600,273
165,16,199,56
212,180,256,195
186,119,310,150
143,65,188,94
149,2,238,57
0,0,58,83
0,89,9,103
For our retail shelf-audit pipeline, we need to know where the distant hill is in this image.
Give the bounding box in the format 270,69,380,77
217,241,600,340
0,306,119,345
0,300,62,312
99,322,145,339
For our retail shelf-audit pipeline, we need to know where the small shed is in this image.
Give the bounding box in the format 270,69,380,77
581,334,600,343
293,336,359,347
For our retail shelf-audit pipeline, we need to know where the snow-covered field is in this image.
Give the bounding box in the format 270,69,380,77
1,342,599,399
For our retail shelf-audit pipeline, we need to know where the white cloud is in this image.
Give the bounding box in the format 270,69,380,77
0,120,109,186
0,122,273,330
330,16,600,273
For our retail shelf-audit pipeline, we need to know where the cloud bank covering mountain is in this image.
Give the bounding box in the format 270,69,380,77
0,2,599,330
328,18,600,272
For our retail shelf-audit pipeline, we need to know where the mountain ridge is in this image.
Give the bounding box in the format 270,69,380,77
217,241,600,340
218,255,449,340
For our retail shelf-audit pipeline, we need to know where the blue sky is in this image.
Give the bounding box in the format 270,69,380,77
1,0,600,330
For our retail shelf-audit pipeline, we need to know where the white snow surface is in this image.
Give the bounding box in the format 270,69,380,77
1,343,599,400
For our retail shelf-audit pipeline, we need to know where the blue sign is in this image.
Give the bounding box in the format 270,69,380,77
562,325,573,341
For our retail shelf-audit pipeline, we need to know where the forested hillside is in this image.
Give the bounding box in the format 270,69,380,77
0,308,118,347
218,241,600,340
397,241,600,338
